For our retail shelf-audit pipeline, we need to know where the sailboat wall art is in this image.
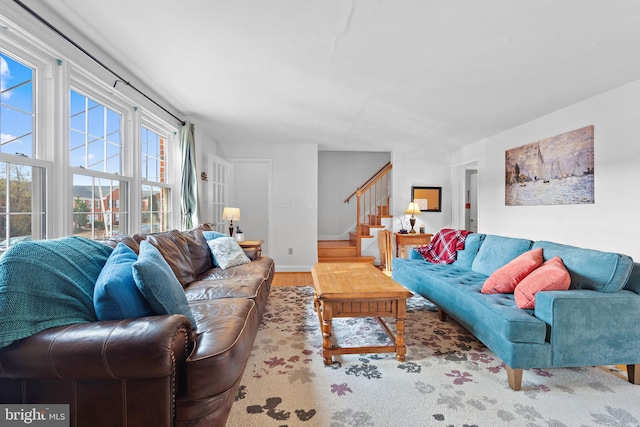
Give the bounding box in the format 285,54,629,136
505,125,594,206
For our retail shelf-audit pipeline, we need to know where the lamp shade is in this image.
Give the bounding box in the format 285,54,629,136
222,207,241,221
405,202,421,216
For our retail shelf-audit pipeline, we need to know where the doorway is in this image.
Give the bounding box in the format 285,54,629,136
465,169,478,232
229,158,272,256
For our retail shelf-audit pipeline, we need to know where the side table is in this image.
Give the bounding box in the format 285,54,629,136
394,232,433,258
238,240,263,258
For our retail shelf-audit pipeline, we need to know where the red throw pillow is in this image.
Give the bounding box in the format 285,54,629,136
481,248,543,294
514,256,571,309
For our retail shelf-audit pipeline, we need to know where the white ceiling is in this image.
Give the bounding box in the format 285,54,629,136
23,0,640,151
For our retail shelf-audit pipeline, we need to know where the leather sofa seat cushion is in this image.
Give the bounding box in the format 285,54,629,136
185,277,267,302
184,298,258,400
185,276,270,319
197,256,274,281
135,230,196,287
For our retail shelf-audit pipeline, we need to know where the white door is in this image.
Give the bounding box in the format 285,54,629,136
202,154,231,233
230,159,271,257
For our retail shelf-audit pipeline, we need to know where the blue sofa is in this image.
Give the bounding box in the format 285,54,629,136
392,233,640,390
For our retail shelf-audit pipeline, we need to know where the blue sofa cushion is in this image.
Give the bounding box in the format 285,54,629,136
94,243,154,320
471,235,533,276
531,241,633,292
451,233,485,269
624,263,640,295
132,241,197,329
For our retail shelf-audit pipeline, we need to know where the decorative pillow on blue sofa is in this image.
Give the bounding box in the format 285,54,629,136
207,237,251,270
481,248,544,294
94,243,154,320
514,256,571,309
132,241,197,329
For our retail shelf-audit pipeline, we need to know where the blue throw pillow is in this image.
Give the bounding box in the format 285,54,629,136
132,241,197,329
202,230,227,241
94,243,154,320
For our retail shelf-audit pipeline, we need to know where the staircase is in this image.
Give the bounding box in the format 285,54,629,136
318,162,393,265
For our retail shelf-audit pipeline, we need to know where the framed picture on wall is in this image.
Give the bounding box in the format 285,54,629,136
505,125,594,206
411,186,441,212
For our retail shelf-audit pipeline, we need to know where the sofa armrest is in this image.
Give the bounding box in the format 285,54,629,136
0,315,192,380
534,290,640,366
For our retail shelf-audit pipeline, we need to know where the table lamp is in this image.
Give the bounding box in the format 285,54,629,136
222,207,240,236
405,202,421,234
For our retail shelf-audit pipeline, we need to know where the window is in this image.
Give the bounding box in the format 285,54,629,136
0,52,46,251
0,162,46,252
70,89,128,239
1,53,34,157
70,90,121,173
2,14,181,244
141,126,171,233
72,174,128,239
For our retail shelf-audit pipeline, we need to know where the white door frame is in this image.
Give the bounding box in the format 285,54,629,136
452,160,479,230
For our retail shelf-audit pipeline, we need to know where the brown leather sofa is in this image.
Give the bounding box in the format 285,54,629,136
0,225,274,427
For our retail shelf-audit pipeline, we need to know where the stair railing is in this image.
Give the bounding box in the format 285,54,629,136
344,162,392,255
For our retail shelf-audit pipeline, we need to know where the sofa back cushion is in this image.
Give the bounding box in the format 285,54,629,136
471,235,533,276
183,226,214,275
451,233,485,269
135,230,196,287
531,241,633,292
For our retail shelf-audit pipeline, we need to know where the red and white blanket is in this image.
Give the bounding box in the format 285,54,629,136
416,228,472,264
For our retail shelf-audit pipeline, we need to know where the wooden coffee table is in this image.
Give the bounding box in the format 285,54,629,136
311,263,413,365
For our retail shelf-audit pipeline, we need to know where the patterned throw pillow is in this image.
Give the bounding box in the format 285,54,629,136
207,237,251,270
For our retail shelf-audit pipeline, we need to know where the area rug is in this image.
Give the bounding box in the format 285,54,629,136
227,286,640,427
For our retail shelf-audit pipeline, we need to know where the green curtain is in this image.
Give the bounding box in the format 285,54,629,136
180,121,198,229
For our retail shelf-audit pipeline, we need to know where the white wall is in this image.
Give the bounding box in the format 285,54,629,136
391,148,453,235
318,151,390,239
217,141,318,271
453,79,640,260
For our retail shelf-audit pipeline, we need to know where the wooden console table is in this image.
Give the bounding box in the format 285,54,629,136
394,232,433,258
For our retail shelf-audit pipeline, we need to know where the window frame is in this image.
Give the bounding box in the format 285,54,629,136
0,42,53,247
140,113,178,233
68,74,133,238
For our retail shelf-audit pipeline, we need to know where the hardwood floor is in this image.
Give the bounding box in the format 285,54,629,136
272,272,312,287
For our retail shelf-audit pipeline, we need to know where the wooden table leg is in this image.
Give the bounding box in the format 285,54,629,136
395,299,407,361
320,302,333,365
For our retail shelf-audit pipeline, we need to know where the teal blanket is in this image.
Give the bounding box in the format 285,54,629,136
0,236,113,348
